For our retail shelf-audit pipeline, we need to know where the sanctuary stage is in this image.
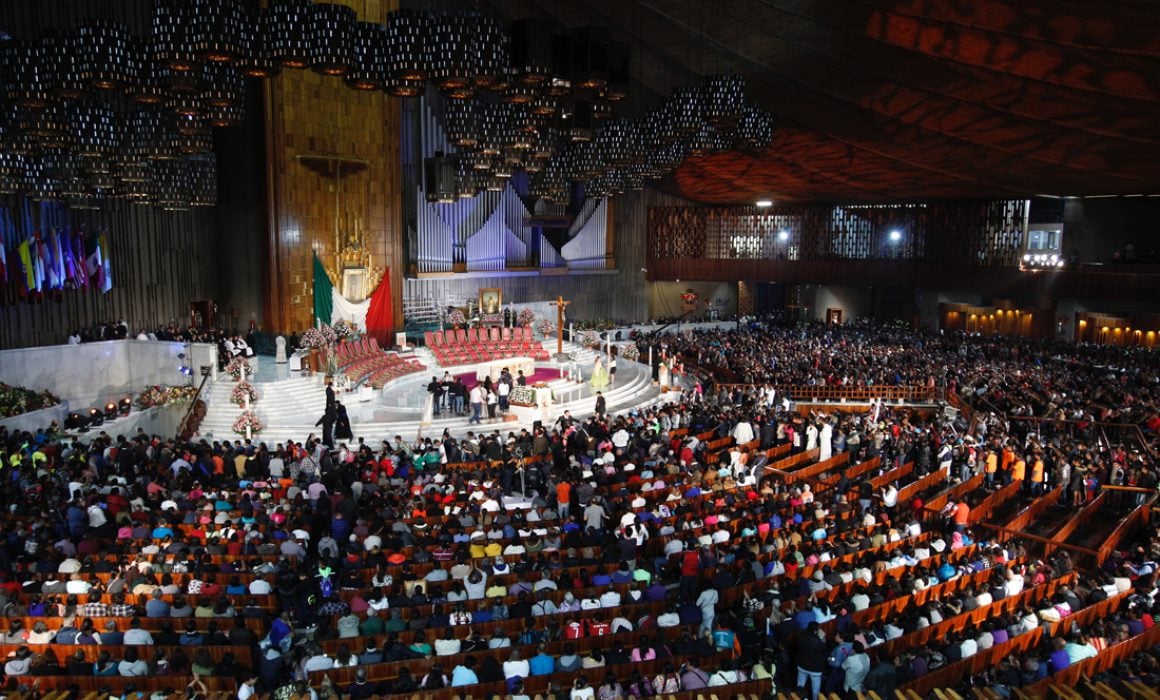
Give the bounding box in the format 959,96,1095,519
196,341,677,446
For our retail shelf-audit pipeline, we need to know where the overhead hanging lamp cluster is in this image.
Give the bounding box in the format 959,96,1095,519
0,0,775,209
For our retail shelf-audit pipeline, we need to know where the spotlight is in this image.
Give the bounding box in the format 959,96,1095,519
119,397,132,416
88,407,104,427
104,402,118,420
777,230,789,242
65,411,88,431
888,230,902,243
177,352,186,360
755,199,773,208
1022,254,1031,262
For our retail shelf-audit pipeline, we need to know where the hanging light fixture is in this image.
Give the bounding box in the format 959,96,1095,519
703,74,746,130
509,18,554,86
668,87,705,140
77,20,135,90
207,102,245,128
45,31,88,100
733,105,775,153
431,14,474,92
127,38,167,104
0,153,27,194
424,151,457,204
191,0,246,63
152,0,199,72
309,3,356,76
265,0,314,70
236,11,281,78
70,104,118,158
386,9,433,83
20,105,69,149
3,39,55,109
345,21,387,91
569,27,609,90
444,99,480,148
202,62,244,108
188,155,218,207
472,16,509,90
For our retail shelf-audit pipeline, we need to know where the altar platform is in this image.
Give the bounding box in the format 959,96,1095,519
195,341,678,446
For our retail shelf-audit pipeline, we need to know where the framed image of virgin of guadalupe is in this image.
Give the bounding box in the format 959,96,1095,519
479,288,502,315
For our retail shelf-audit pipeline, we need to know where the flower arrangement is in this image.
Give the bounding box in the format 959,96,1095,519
134,385,198,410
300,324,338,351
0,383,61,418
517,308,535,327
332,320,359,341
681,288,700,304
232,410,265,436
534,319,554,337
581,330,601,349
445,308,466,327
619,343,640,361
224,356,251,381
230,381,259,406
481,313,503,325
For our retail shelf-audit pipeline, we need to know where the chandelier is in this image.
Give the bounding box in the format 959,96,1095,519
0,1,775,209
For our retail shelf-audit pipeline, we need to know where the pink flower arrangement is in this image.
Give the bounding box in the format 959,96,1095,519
517,308,535,326
230,382,259,406
232,410,264,435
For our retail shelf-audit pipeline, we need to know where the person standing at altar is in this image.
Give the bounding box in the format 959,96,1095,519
594,392,606,419
590,356,610,390
325,379,336,410
468,384,484,425
607,354,617,386
516,370,527,386
427,377,442,417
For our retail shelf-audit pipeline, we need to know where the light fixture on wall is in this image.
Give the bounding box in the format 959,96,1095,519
889,229,902,243
755,199,773,208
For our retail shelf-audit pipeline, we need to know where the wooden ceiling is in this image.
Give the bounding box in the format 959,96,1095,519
487,0,1160,204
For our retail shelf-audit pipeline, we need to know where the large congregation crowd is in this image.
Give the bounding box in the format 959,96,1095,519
0,322,1157,700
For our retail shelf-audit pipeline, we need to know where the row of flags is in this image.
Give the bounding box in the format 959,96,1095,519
0,208,112,303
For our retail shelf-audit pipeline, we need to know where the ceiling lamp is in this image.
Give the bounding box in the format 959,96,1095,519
188,156,218,207
345,21,387,91
207,102,245,128
236,12,281,79
432,14,474,92
734,105,775,152
191,0,246,63
386,9,433,83
152,0,199,73
124,106,168,161
44,31,88,100
472,16,509,90
265,0,314,70
203,63,244,108
703,74,746,130
424,151,457,204
0,153,27,194
568,99,596,142
603,42,629,102
20,105,69,148
3,39,55,109
70,104,118,158
77,20,135,91
509,18,554,86
444,100,480,149
128,39,167,104
569,27,608,90
309,3,356,76
668,87,704,140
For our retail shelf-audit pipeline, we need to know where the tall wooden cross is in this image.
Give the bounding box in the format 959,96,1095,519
550,295,570,355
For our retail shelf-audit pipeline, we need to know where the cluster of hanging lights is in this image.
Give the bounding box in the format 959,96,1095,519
0,0,775,209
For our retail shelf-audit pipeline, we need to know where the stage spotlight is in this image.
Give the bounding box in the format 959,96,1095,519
119,397,132,415
65,411,89,431
88,407,104,427
104,402,118,420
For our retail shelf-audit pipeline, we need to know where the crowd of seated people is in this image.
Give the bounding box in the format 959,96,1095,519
0,321,1156,700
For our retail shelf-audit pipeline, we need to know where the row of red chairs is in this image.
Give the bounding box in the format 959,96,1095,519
424,325,549,365
335,337,426,387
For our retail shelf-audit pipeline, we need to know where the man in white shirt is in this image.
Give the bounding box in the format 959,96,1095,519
434,631,462,656
249,576,272,595
123,621,154,645
598,590,621,608
503,650,530,679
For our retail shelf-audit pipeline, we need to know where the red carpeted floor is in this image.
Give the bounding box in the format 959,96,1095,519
453,366,563,386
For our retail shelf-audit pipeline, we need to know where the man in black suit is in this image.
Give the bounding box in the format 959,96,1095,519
594,391,606,418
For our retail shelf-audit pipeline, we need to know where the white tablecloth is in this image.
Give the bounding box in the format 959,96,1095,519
475,356,534,383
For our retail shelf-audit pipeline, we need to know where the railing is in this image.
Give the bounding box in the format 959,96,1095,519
713,383,937,403
176,371,212,440
1008,415,1157,461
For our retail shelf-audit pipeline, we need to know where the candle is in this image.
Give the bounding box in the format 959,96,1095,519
648,346,653,369
569,323,573,343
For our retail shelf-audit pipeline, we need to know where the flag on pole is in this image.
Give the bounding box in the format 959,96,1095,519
17,238,35,291
71,228,88,290
312,253,334,328
50,230,66,290
96,230,112,293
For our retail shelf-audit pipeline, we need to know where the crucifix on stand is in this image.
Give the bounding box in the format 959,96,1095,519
550,295,571,362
